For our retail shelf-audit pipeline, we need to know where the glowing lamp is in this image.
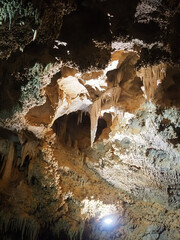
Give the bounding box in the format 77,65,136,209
103,217,113,225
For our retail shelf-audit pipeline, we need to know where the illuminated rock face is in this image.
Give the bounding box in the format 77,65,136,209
0,1,180,240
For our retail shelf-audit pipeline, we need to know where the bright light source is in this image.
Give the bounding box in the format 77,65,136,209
103,217,113,225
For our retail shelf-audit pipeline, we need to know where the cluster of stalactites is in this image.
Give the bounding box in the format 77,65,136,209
90,54,138,146
77,111,89,125
21,141,39,167
0,137,39,184
0,140,14,184
90,87,121,146
137,63,167,100
0,213,39,240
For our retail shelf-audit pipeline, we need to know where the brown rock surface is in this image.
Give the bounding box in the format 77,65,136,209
0,0,180,239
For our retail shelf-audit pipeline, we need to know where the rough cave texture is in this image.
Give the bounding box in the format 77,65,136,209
0,0,180,239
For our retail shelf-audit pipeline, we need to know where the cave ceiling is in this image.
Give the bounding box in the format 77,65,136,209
0,0,180,240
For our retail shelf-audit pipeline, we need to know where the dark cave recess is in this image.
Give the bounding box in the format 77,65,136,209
52,111,110,149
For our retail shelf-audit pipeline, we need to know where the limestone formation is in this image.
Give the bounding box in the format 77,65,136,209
0,0,180,240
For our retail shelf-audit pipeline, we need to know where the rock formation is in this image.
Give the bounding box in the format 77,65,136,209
0,0,180,239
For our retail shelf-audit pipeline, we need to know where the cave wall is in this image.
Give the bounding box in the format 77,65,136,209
0,0,180,240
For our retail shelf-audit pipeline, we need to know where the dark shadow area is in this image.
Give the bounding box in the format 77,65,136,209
0,153,5,178
39,229,69,240
0,127,19,142
95,118,107,141
0,231,22,240
167,11,180,63
155,67,180,108
53,111,109,149
136,46,170,68
101,0,139,38
58,1,111,70
22,155,30,168
52,111,91,149
0,229,70,240
132,21,161,43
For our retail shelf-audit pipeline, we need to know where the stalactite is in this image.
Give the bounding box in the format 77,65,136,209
90,98,101,146
2,142,14,183
137,63,167,100
21,141,39,167
79,222,84,240
107,54,137,87
0,213,39,240
90,87,121,146
56,115,68,141
69,229,78,240
90,55,133,146
0,155,6,177
115,54,136,85
67,134,72,147
77,111,83,125
21,217,26,239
